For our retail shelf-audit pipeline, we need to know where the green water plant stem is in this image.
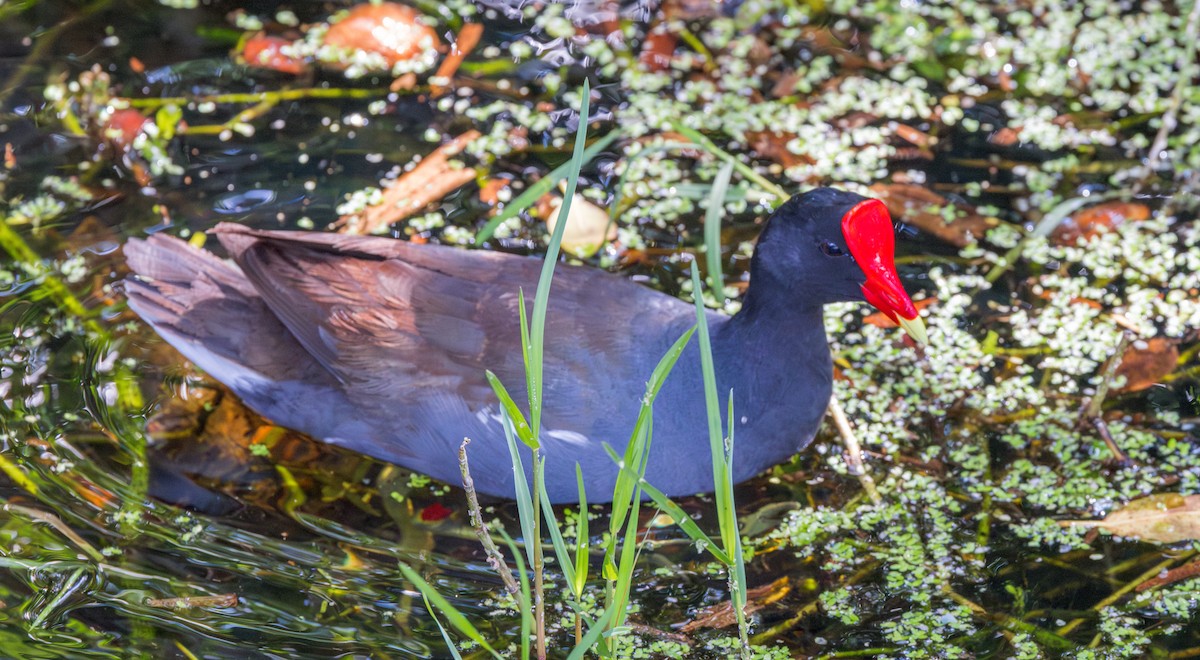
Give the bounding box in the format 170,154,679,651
475,130,621,243
688,260,750,656
668,121,788,201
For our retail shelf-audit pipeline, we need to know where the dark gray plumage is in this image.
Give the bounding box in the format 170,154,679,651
125,188,897,503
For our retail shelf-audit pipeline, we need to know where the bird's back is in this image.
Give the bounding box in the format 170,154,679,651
125,226,702,501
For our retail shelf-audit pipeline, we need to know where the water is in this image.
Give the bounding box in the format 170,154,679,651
2,0,1200,657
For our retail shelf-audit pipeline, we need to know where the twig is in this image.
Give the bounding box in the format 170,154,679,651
1145,0,1200,173
4,504,104,562
1057,554,1183,637
336,129,482,235
458,439,520,595
828,397,882,505
749,562,879,644
1078,331,1134,464
431,23,484,95
943,587,1076,652
1135,555,1200,592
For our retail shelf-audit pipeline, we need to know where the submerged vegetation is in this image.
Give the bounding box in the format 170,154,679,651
0,0,1199,657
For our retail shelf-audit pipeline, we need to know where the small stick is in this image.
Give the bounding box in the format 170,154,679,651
1079,331,1134,464
335,129,482,235
458,438,520,595
430,23,484,96
1057,554,1181,636
828,396,882,505
1135,555,1200,592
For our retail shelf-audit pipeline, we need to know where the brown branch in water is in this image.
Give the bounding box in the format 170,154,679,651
431,23,485,96
828,397,882,505
1145,0,1200,173
1078,331,1134,464
749,562,880,645
1135,556,1200,593
458,439,520,595
335,129,482,235
146,593,239,609
1057,554,1184,637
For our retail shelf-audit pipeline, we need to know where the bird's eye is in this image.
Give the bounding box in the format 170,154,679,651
819,240,846,257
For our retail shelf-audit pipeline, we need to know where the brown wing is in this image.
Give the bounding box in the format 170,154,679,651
211,224,696,433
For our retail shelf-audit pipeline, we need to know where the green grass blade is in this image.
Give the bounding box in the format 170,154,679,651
538,470,577,597
726,390,748,617
514,294,539,449
501,411,538,570
688,261,731,540
476,129,620,243
422,593,466,660
667,120,787,201
486,370,535,448
499,529,533,660
566,605,615,660
704,161,734,301
526,79,592,442
573,464,590,596
607,325,696,535
602,444,730,565
399,563,502,659
610,476,645,634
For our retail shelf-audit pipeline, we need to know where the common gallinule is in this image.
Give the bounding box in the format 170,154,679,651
125,188,926,503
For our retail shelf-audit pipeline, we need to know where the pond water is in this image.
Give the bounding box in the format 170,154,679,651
1,0,1199,657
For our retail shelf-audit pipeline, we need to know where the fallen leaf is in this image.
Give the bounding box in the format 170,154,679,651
747,130,809,169
870,183,998,247
1051,201,1152,245
240,34,308,75
639,25,676,72
890,122,936,148
103,108,151,151
988,127,1022,147
323,3,441,68
1136,558,1200,592
478,177,512,206
545,192,617,258
1060,493,1200,543
1115,337,1179,392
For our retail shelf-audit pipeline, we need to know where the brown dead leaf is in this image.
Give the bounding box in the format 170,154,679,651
1051,201,1152,245
240,34,308,75
336,129,481,235
680,577,790,632
870,183,998,247
1060,493,1200,543
639,26,677,72
662,0,719,20
1115,337,1179,392
1136,558,1200,592
544,192,617,258
323,3,441,68
478,177,511,206
746,130,809,169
